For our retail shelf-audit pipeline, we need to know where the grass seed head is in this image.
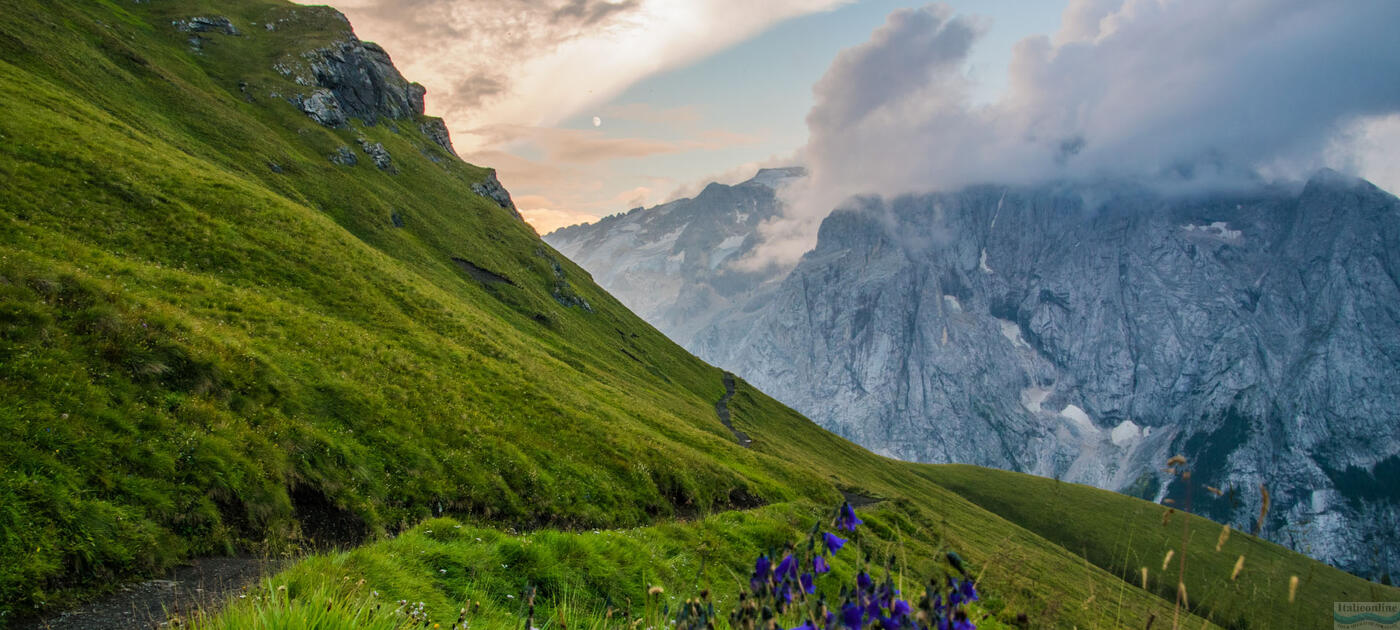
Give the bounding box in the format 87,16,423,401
1216,524,1231,551
1231,555,1245,580
1162,549,1175,571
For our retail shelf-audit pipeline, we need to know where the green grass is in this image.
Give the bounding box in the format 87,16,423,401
921,465,1400,629
0,1,1390,628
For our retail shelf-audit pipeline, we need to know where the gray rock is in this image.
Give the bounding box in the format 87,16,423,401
173,16,240,36
419,119,457,157
357,138,393,172
297,89,345,127
330,145,357,166
471,170,523,221
300,39,422,125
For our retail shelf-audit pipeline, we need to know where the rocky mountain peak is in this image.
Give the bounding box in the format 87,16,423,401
558,169,1400,579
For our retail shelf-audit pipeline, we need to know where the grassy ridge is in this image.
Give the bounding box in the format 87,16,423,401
0,0,1383,628
922,465,1400,629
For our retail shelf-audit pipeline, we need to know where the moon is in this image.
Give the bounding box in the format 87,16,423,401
592,116,602,127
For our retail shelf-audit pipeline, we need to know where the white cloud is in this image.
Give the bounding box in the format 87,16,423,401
751,0,1400,267
329,0,852,153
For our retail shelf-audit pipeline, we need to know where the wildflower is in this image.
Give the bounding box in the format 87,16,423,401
891,599,911,619
857,571,872,591
823,532,847,554
958,579,978,602
776,554,798,580
648,586,665,596
840,602,864,629
813,555,831,574
1231,555,1245,580
838,502,863,532
753,554,772,581
800,572,815,594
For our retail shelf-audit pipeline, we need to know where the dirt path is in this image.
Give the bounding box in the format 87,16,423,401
714,372,752,447
15,557,282,630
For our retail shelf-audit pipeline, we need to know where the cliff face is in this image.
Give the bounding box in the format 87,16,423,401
545,168,803,346
689,172,1400,576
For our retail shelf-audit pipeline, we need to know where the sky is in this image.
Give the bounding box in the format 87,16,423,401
329,0,1400,241
327,0,1066,233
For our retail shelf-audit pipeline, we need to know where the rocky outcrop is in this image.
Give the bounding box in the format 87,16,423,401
301,39,424,124
255,10,458,158
330,145,357,166
298,89,345,127
420,119,457,157
472,170,522,221
544,168,802,346
357,137,393,172
173,16,240,35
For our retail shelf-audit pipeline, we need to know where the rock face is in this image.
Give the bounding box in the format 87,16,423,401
545,167,804,346
302,39,424,125
472,170,523,221
253,8,461,159
560,169,1400,579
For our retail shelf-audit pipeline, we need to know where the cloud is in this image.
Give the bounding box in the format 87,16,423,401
468,124,758,164
330,0,852,153
515,194,602,233
753,0,1400,266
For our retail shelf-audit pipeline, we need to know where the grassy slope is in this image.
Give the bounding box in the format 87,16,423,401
0,1,1380,628
922,465,1400,629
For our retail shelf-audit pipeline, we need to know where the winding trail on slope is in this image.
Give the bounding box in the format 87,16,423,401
715,372,752,447
14,557,284,630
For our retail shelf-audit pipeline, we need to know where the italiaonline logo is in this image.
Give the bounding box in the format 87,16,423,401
1335,602,1400,629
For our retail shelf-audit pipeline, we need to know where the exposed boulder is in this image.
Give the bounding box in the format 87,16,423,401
357,138,393,172
330,145,357,166
297,89,345,127
173,16,240,36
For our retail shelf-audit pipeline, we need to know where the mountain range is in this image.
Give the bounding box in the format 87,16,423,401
546,171,1400,580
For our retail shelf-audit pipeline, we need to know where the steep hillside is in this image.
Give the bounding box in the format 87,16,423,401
0,1,1388,628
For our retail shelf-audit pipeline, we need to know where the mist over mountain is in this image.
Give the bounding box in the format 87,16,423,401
546,167,803,347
